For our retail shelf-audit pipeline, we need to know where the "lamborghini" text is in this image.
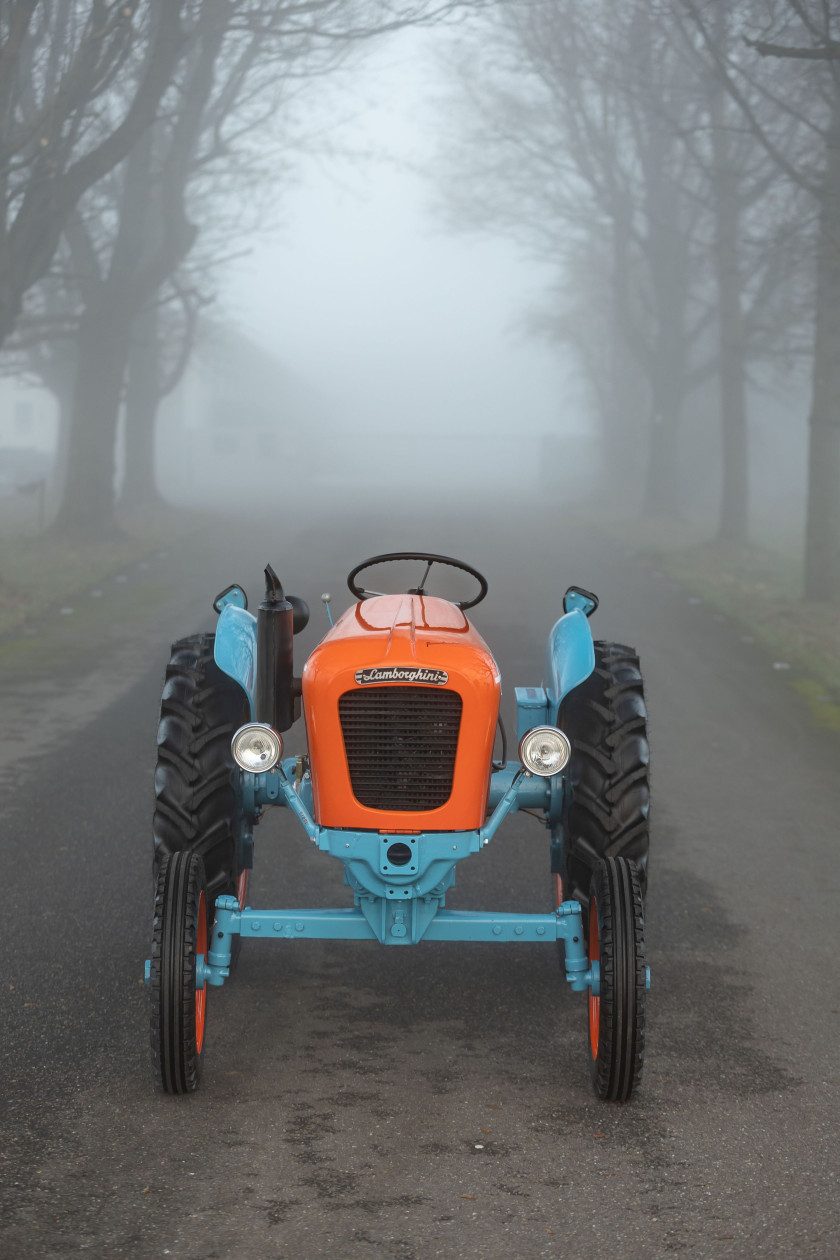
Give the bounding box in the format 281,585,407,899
354,666,449,686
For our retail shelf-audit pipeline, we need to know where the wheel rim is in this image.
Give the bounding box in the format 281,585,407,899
588,896,600,1059
195,889,207,1054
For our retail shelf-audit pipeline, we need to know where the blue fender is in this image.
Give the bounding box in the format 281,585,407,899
544,608,595,716
214,604,257,716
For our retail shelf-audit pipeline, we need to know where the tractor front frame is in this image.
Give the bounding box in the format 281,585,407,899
192,755,599,996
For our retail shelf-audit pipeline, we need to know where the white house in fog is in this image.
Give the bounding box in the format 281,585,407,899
0,380,57,452
156,321,333,506
0,377,58,499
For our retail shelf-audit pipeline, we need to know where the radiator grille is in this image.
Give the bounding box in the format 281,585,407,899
338,685,462,811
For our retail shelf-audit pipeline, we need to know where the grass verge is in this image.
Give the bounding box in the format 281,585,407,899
0,504,211,637
594,513,840,730
658,539,840,730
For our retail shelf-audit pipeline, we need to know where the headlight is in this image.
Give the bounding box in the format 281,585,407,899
519,726,571,777
231,723,283,772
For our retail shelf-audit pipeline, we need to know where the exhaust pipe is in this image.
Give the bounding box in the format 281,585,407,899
255,564,300,731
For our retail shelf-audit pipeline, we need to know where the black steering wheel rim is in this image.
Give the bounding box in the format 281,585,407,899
347,551,489,610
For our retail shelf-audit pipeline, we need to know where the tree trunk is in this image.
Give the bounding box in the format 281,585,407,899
633,101,690,520
29,339,77,520
712,72,749,544
643,254,687,518
599,214,650,507
121,301,163,509
52,299,132,536
716,330,749,543
804,102,840,602
600,336,650,510
643,395,683,517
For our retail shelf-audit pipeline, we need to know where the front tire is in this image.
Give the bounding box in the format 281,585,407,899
559,641,650,916
153,633,249,915
587,857,646,1102
149,851,209,1094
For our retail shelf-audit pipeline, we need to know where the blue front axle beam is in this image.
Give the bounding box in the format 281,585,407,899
198,898,597,993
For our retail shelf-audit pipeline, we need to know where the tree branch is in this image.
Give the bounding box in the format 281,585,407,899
745,37,840,61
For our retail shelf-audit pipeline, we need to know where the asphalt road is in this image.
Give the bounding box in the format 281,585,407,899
1,497,838,1259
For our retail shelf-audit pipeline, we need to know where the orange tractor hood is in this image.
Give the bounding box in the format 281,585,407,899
302,594,501,830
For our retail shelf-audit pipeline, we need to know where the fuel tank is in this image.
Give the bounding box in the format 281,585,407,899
302,594,501,830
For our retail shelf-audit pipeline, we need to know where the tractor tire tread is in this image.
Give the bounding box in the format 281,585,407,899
149,851,206,1093
589,857,645,1102
560,640,650,912
153,633,248,908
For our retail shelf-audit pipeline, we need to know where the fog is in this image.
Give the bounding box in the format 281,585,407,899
0,13,820,543
152,23,812,538
169,29,589,506
2,5,840,1253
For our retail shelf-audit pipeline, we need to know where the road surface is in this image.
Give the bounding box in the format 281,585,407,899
1,498,837,1258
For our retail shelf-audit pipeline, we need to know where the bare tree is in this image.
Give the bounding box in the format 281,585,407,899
679,0,840,596
664,0,811,542
436,0,810,537
52,0,233,534
120,280,204,511
436,1,717,515
4,0,485,535
0,1,188,348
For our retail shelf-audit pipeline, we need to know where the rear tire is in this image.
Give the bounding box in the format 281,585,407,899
559,641,650,917
587,857,646,1102
153,633,249,916
150,851,208,1094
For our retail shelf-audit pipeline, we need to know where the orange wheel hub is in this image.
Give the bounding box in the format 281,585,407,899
588,896,600,1059
195,890,207,1054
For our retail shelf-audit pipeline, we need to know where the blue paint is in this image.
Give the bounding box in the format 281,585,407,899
514,686,550,741
214,604,257,715
486,762,552,811
199,763,600,969
202,899,594,988
298,773,314,816
248,760,556,818
259,762,525,854
240,764,568,942
195,953,227,987
544,608,595,714
321,828,479,905
163,677,634,996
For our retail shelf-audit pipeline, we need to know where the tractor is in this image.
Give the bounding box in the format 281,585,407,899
147,552,650,1101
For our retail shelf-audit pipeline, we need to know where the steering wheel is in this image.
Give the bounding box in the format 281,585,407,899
347,552,489,610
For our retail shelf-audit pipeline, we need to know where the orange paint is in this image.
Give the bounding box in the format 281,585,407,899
589,896,600,1059
196,890,207,1054
302,594,501,830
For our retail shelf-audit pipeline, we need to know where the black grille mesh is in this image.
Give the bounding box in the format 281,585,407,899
339,685,462,811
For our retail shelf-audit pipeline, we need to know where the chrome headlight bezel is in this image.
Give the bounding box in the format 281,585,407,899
518,725,572,777
231,723,283,773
